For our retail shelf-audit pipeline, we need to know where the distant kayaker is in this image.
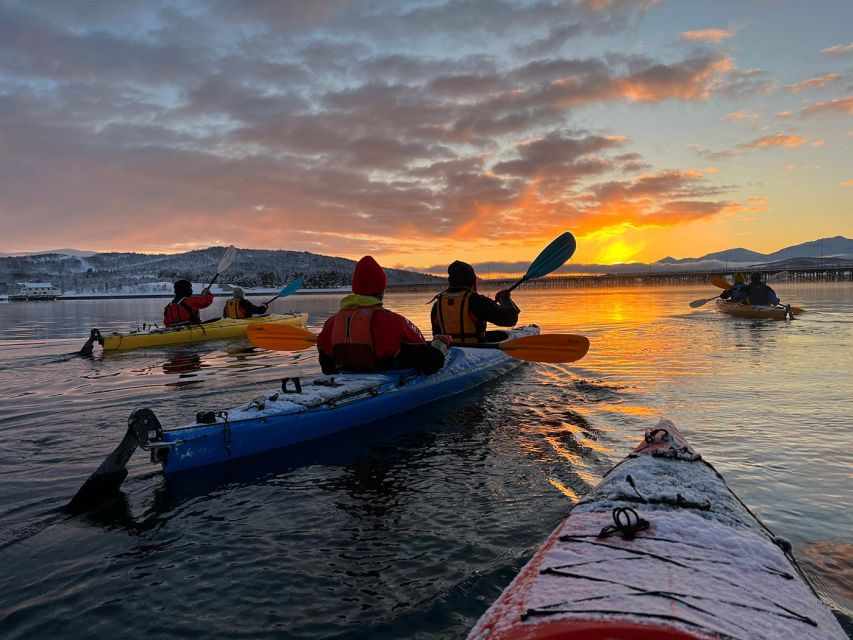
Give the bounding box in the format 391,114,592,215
316,256,450,375
745,271,780,306
430,260,519,344
720,272,749,303
223,286,268,319
163,279,214,327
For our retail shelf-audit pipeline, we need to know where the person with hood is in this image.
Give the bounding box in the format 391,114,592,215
163,279,214,327
316,256,449,375
720,272,749,303
223,286,268,319
430,260,520,344
745,271,780,306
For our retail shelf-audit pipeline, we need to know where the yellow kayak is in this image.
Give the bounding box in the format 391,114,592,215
97,313,308,351
716,299,804,320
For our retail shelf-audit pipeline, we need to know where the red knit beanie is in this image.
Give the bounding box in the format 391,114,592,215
351,255,387,295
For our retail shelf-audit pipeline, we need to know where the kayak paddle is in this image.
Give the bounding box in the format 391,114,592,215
264,277,304,306
207,245,237,288
689,295,721,308
247,324,590,364
507,232,577,292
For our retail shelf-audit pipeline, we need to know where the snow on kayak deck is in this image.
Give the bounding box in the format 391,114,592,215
181,325,538,426
469,421,846,640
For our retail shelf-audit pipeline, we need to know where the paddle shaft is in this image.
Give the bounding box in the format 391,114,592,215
247,325,589,364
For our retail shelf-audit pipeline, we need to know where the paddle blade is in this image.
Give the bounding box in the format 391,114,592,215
709,276,730,290
499,333,589,363
689,296,717,308
279,276,304,298
217,245,237,273
525,232,577,281
247,323,317,351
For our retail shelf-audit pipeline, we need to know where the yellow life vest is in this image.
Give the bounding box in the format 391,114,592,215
223,298,246,319
435,290,480,344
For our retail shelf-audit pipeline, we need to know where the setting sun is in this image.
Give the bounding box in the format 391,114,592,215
594,239,645,264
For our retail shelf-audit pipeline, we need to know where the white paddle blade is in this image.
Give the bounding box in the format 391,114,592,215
217,245,237,273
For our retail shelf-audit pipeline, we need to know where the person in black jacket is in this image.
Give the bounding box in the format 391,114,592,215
430,260,520,344
222,286,268,319
745,272,780,306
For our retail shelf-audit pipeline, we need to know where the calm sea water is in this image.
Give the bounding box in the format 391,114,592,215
0,283,851,638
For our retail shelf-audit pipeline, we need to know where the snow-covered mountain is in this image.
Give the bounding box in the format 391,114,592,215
656,236,853,266
0,247,441,294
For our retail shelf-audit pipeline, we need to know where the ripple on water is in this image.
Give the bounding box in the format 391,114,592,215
0,287,851,638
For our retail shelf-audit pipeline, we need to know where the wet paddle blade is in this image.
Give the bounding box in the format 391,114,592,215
525,232,577,280
689,296,718,308
247,322,317,351
498,333,589,363
266,277,304,304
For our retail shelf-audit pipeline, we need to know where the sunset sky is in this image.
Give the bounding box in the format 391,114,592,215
1,0,851,272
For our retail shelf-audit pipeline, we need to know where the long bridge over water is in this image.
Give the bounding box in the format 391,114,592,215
387,264,853,293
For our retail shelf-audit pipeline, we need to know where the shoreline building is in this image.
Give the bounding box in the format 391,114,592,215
11,282,62,301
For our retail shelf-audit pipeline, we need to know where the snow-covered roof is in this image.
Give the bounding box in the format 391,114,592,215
22,282,57,288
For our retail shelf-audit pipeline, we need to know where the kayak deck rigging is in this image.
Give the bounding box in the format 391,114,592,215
69,326,541,511
468,421,846,640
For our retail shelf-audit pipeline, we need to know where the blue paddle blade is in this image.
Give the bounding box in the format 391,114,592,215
525,232,576,280
279,276,304,298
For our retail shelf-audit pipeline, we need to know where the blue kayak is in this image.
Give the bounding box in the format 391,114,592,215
142,325,539,473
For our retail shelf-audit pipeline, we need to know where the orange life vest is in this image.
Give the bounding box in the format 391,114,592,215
163,297,198,327
330,307,379,371
435,290,480,344
223,298,246,319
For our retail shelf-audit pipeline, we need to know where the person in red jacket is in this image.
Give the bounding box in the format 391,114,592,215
317,256,449,375
163,279,214,327
430,260,519,344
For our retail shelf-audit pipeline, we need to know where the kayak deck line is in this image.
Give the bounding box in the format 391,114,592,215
69,325,542,512
468,421,847,640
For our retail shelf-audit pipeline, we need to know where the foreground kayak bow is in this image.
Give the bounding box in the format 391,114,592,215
468,421,846,639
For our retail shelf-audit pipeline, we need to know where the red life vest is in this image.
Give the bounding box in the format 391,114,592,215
330,307,379,371
163,297,199,327
435,290,481,344
223,298,246,319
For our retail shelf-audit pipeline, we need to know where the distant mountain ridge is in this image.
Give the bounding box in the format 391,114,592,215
656,236,853,265
0,246,440,295
0,248,97,258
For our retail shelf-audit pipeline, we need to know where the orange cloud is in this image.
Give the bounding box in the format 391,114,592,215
679,28,737,43
743,134,807,151
746,196,769,212
842,179,853,188
821,43,853,57
724,109,759,122
693,133,808,160
784,74,840,93
801,96,853,116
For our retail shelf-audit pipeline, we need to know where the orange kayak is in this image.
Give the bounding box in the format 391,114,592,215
468,421,845,639
716,299,804,320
